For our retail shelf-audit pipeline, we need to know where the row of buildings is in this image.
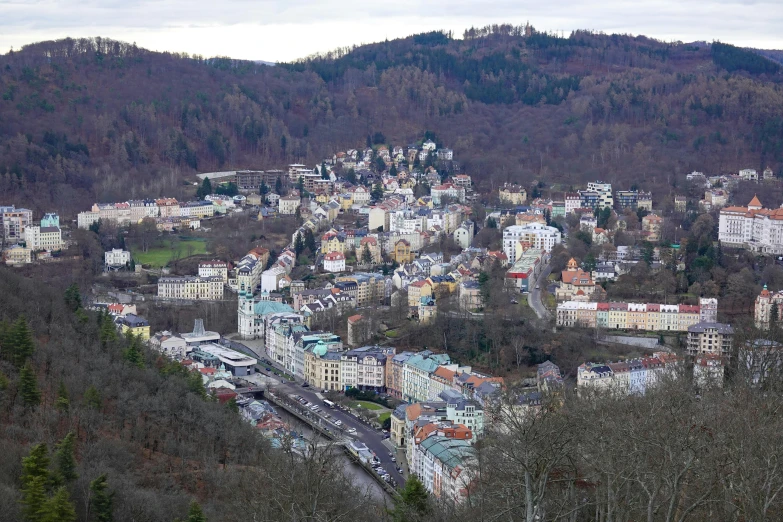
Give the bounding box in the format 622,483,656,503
556,298,719,331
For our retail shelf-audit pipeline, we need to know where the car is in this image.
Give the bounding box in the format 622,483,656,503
388,452,393,457
535,285,540,290
322,389,328,394
391,457,396,462
334,420,342,426
511,298,518,304
383,434,390,439
347,428,357,435
301,383,310,388
265,367,271,371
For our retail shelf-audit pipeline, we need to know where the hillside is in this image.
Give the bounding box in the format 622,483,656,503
1,28,783,215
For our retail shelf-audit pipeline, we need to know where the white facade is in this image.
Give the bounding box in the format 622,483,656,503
105,249,131,266
279,195,301,215
502,223,562,261
157,276,224,300
718,197,783,254
199,261,229,282
261,266,287,292
586,181,613,209
24,226,63,251
323,252,346,273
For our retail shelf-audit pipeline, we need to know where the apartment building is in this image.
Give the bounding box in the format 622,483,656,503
718,195,783,254
557,299,714,331
1,206,33,243
157,276,224,300
686,322,735,357
24,226,63,251
502,223,562,260
340,346,394,392
577,352,679,396
199,260,229,283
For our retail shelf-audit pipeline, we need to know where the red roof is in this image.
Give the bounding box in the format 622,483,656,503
324,251,345,260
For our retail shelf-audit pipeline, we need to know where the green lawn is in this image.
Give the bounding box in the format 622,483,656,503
351,400,384,411
132,239,208,267
378,412,391,424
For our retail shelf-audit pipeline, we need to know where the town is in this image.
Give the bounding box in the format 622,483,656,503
3,134,783,505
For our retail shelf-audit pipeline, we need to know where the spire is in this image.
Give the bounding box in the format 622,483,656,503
749,194,763,209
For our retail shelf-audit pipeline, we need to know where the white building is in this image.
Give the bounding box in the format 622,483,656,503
279,195,301,215
261,266,287,292
586,181,613,209
323,251,346,273
718,195,783,254
157,276,224,300
199,260,229,283
105,249,131,267
453,221,474,249
431,183,466,205
149,331,188,359
24,226,63,251
340,346,393,392
502,223,562,261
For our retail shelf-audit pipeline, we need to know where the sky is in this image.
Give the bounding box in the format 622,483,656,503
1,0,782,62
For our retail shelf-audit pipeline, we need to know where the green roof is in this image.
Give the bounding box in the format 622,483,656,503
253,300,294,316
418,436,475,470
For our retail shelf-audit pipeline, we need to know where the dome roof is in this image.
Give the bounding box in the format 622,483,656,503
313,340,328,357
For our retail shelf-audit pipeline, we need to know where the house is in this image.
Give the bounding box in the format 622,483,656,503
687,322,734,357
323,251,346,273
3,244,32,265
408,280,433,309
453,221,474,249
149,331,188,359
392,239,415,264
279,194,301,215
642,214,663,242
556,258,596,301
674,195,687,212
499,183,527,205
117,314,151,341
359,236,382,264
431,183,466,205
459,281,483,311
199,260,230,282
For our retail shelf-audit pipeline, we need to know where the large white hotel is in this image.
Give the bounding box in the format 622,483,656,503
719,195,783,255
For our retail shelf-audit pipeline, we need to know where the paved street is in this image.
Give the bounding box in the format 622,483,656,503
528,261,553,320
245,356,406,489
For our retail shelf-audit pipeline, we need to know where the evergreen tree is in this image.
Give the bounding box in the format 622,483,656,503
486,216,497,229
122,333,145,369
187,501,207,522
99,311,118,347
55,381,69,412
293,233,305,257
371,183,384,201
274,177,282,195
40,487,76,522
19,361,41,408
361,243,373,264
259,180,269,196
84,386,102,410
64,283,81,312
20,443,50,522
129,258,136,272
321,161,329,180
771,303,779,328
187,372,207,400
391,475,430,522
390,164,397,177
345,168,357,184
89,474,114,522
196,178,212,199
54,432,78,484
6,316,35,367
304,229,316,253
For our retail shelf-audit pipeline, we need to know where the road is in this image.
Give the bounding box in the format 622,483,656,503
528,261,552,320
248,357,406,490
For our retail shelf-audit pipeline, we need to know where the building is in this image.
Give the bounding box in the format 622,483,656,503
615,190,652,211
149,331,188,359
3,244,32,265
340,346,393,392
323,251,346,273
304,344,343,391
505,249,546,292
392,239,415,264
1,206,33,243
557,300,711,332
413,435,475,503
586,181,613,209
718,195,783,255
498,183,527,205
279,194,301,215
564,193,581,215
335,272,387,306
687,322,735,357
402,351,451,402
754,285,783,329
40,213,59,228
452,221,474,249
459,281,483,311
642,214,663,243
674,195,687,213
117,314,150,340
24,226,63,251
556,258,596,301
431,183,466,205
199,260,229,283
359,236,382,264
502,223,562,261
577,352,679,396
739,168,758,181
235,170,264,191
193,343,257,376
158,276,224,300
105,249,131,267
236,247,270,294
237,294,296,340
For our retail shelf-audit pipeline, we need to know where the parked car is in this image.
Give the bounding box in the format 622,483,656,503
334,420,342,426
301,382,310,388
347,428,357,435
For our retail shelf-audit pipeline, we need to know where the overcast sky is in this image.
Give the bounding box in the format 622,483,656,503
1,0,782,62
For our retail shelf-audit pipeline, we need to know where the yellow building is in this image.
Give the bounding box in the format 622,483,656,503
392,239,415,264
304,343,342,391
118,314,150,341
321,231,346,254
499,183,528,205
408,280,433,308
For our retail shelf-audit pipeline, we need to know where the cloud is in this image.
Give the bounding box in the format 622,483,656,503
0,0,781,61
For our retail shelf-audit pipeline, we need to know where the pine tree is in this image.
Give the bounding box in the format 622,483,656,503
196,178,212,199
361,243,373,264
40,487,76,522
304,229,316,253
20,443,50,522
274,177,282,195
259,180,269,196
392,475,430,522
55,381,69,412
19,361,41,408
84,386,102,410
99,311,118,347
54,432,77,484
122,334,145,369
187,501,207,522
89,474,114,522
7,316,35,367
293,233,305,257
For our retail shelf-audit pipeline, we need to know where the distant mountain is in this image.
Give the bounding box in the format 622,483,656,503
254,60,276,66
1,29,782,215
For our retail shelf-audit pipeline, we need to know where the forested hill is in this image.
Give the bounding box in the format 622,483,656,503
1,29,783,215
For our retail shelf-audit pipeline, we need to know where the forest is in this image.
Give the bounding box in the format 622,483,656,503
1,29,783,215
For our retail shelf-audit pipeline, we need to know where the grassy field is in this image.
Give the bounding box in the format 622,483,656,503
132,239,208,267
351,400,384,411
378,412,391,424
